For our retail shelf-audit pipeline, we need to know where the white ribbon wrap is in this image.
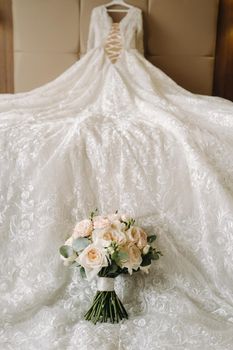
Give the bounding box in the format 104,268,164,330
97,277,115,291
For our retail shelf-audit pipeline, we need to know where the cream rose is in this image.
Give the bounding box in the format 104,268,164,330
93,216,111,230
73,219,93,238
93,228,127,247
120,244,142,274
111,230,127,245
76,244,108,280
107,214,124,231
92,228,114,247
126,226,147,249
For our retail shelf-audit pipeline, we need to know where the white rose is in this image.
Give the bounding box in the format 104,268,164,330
93,216,111,230
73,219,93,238
76,244,108,280
120,244,142,275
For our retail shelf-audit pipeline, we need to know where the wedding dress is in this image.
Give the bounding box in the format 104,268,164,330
1,4,233,350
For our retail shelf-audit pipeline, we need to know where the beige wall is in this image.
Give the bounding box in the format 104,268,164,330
12,0,219,95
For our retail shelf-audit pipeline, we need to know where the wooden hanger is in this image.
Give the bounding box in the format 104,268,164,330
104,0,132,13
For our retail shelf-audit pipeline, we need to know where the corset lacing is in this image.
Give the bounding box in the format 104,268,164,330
104,23,123,64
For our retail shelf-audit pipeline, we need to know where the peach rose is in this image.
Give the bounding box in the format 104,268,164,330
111,230,127,245
120,244,142,274
137,229,148,250
126,226,148,249
73,219,93,238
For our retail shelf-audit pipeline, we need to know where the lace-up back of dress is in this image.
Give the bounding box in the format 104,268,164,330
104,23,123,64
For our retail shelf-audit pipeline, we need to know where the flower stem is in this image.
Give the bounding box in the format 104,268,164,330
84,290,128,324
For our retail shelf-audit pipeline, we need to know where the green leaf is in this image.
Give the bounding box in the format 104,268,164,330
120,218,135,230
118,251,128,262
111,250,128,267
151,251,163,260
147,235,157,243
121,220,128,226
59,245,74,258
71,261,80,268
107,262,119,274
98,261,121,278
141,255,152,266
111,251,118,262
80,266,86,278
89,208,98,221
72,238,90,252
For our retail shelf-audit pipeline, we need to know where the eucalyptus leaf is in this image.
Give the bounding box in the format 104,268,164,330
71,262,80,268
80,266,86,278
118,251,128,261
72,238,90,252
59,245,74,258
111,251,118,262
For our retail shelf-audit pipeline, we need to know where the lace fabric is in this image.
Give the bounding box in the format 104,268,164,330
0,4,233,350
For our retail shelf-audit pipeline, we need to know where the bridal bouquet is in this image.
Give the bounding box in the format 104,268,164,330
59,210,162,324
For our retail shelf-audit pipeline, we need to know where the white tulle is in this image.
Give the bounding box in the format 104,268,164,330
1,4,233,350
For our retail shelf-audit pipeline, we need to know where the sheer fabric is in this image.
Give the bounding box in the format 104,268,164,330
0,5,233,350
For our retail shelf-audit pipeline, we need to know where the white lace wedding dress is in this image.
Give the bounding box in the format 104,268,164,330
1,5,233,350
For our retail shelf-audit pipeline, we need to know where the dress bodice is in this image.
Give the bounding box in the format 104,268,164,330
87,5,144,56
